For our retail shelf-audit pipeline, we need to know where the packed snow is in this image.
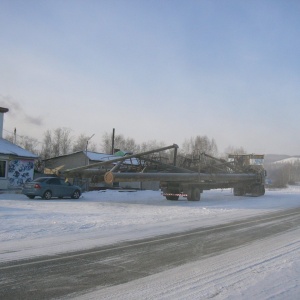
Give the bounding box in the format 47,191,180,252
1,187,300,299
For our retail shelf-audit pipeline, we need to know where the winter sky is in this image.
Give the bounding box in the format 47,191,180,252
1,0,299,155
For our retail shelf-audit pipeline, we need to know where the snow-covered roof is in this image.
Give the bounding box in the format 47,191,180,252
0,138,38,159
86,151,115,161
86,151,139,165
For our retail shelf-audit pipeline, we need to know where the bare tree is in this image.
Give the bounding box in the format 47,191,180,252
73,134,97,152
60,128,72,155
52,129,61,157
4,133,15,144
101,132,139,153
41,127,73,159
5,133,40,155
139,140,166,152
224,146,247,155
41,130,52,159
101,132,112,154
123,137,138,153
52,128,72,156
266,159,300,187
19,136,40,154
181,135,218,157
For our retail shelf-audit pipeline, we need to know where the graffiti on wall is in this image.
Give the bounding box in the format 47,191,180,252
8,160,34,187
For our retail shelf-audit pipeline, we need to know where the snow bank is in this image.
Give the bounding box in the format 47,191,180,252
1,187,300,262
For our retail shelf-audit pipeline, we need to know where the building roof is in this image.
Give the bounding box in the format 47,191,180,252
0,138,38,159
43,150,139,165
86,151,116,161
86,151,139,165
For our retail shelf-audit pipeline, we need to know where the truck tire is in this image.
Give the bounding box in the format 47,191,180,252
251,185,265,197
193,188,201,201
187,188,201,201
234,187,245,196
164,188,179,200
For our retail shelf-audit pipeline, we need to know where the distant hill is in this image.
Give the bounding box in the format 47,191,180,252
264,154,292,164
264,154,300,165
273,157,300,164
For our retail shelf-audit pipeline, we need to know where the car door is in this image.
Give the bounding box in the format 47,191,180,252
47,178,62,197
59,178,72,197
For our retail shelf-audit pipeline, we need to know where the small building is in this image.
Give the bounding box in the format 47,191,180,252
0,138,38,189
0,107,38,189
44,151,159,191
43,151,117,174
44,151,123,190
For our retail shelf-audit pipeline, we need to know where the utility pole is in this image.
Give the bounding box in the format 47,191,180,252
85,134,95,165
111,128,115,155
14,128,17,144
85,134,95,192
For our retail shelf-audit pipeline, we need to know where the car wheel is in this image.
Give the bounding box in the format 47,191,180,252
27,195,35,199
71,190,81,199
43,190,52,200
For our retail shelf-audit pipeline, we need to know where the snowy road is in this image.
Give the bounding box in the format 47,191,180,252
1,207,300,299
1,188,300,299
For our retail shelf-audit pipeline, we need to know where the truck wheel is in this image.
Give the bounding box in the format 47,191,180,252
193,188,201,201
234,187,244,196
187,188,201,201
251,185,265,197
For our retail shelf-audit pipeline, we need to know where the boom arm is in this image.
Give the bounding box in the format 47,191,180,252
64,144,179,175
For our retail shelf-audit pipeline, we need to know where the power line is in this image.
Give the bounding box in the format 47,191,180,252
3,128,43,145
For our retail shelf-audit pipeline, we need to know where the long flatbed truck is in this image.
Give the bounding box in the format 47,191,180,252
104,153,266,201
65,144,266,201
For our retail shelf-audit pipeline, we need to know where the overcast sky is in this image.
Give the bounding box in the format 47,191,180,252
1,0,300,155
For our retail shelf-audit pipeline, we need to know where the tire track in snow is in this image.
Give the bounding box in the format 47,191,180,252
1,208,300,300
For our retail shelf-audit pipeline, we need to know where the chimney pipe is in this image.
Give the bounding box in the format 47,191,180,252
0,107,9,138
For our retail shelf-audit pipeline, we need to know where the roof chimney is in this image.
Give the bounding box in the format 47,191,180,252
0,107,9,138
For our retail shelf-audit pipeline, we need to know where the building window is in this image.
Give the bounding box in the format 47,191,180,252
0,161,7,178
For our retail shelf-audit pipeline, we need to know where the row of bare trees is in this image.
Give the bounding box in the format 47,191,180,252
5,128,98,159
6,127,300,188
6,127,246,161
265,161,300,188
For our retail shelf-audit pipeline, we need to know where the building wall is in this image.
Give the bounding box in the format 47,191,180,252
0,180,8,189
0,155,9,189
8,159,35,187
44,152,87,174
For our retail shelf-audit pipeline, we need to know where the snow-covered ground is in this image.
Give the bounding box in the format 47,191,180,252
1,187,300,299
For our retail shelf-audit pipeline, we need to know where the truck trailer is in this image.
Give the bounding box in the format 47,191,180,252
65,144,266,201
104,152,266,201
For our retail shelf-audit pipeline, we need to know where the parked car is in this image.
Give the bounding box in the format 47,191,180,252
22,177,82,200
